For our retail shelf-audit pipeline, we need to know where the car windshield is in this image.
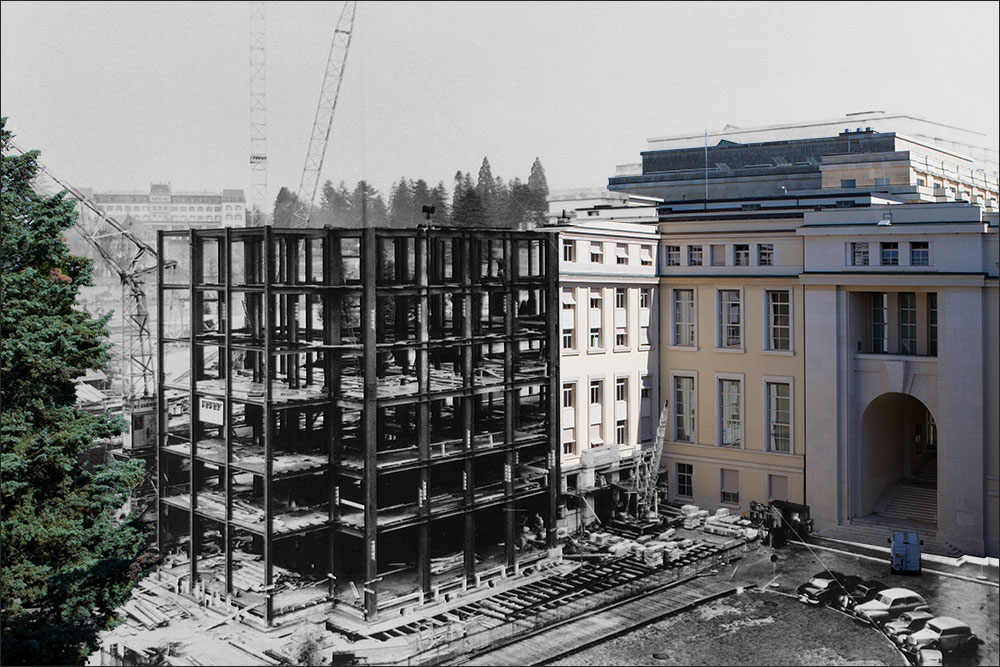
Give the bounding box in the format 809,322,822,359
926,621,943,634
875,593,894,605
810,578,832,587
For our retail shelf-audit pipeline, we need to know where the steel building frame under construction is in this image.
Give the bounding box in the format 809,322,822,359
156,225,560,627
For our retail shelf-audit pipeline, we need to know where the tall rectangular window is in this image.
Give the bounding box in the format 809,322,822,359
639,288,651,347
562,383,576,456
758,243,774,266
589,380,603,446
640,245,653,266
673,289,695,346
665,245,681,267
616,243,629,265
766,382,791,453
928,293,937,356
640,374,653,442
562,239,575,262
871,292,887,353
911,241,929,266
615,377,628,446
719,289,742,348
881,242,899,266
852,242,870,266
768,475,789,502
562,383,575,409
590,242,603,264
614,288,628,348
589,288,603,349
899,292,916,354
616,376,628,402
561,288,576,351
563,428,576,455
734,244,750,266
676,463,693,498
719,379,742,447
674,376,695,442
766,290,790,351
616,419,627,446
688,245,703,266
720,469,740,505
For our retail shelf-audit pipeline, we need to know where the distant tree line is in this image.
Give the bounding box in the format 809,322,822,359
271,157,548,229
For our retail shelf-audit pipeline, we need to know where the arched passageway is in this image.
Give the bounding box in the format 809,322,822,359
857,392,937,526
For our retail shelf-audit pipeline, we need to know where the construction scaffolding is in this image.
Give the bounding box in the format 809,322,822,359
156,225,560,627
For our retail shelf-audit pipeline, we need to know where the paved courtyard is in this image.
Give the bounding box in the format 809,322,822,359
552,542,998,666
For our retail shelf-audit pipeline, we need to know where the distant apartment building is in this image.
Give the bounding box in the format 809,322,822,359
75,183,247,244
550,120,999,556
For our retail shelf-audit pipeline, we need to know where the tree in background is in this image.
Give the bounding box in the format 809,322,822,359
526,156,549,225
319,180,352,227
271,186,302,228
1,118,149,665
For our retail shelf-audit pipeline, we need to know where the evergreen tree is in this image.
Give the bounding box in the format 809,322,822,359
476,157,497,224
430,182,450,223
1,118,149,665
271,186,300,228
526,157,550,225
452,172,486,227
388,178,414,228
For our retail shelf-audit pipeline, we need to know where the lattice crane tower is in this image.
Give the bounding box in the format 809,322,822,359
291,1,357,228
249,1,268,226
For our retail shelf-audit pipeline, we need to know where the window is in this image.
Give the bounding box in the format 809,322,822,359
719,289,742,348
640,375,653,442
616,377,628,402
674,376,695,442
911,241,929,266
871,292,887,353
640,245,653,266
710,244,726,266
673,289,695,346
616,419,627,446
688,245,703,266
589,288,603,348
928,293,937,356
766,382,791,453
616,243,629,265
639,288,651,346
841,179,857,188
589,380,603,446
614,288,628,348
916,178,925,187
562,239,575,262
719,378,742,447
561,289,576,350
665,245,681,267
563,427,576,455
766,290,790,351
734,244,750,266
768,475,789,502
899,292,916,354
676,463,693,498
881,242,899,266
590,242,603,264
720,469,740,505
851,242,870,266
562,383,575,409
874,177,890,187
758,244,773,266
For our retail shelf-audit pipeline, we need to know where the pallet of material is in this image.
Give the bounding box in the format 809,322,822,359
430,553,463,575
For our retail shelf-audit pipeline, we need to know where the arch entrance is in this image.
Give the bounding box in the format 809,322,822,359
856,392,937,527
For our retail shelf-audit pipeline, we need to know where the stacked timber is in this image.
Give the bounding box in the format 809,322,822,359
430,553,463,575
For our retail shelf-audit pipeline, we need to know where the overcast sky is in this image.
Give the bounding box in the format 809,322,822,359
2,1,998,206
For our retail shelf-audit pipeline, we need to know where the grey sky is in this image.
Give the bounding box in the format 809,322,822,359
2,1,998,202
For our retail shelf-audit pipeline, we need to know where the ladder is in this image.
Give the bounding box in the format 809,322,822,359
635,400,669,519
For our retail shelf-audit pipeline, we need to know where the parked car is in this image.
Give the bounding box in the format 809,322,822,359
905,617,982,655
916,648,944,667
884,610,935,644
854,587,929,625
834,579,887,611
797,571,861,606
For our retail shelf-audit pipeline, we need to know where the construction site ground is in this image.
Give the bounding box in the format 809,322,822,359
544,541,999,667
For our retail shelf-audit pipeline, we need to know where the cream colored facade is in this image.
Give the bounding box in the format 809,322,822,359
657,221,807,512
548,190,662,527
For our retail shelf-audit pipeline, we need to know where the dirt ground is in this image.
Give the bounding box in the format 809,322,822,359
550,590,908,666
551,542,998,667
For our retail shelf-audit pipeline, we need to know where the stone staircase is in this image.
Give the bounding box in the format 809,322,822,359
878,485,937,523
912,453,937,485
815,518,960,558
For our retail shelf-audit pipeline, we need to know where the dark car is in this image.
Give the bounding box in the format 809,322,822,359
834,579,887,611
796,571,861,606
905,617,983,655
885,610,935,645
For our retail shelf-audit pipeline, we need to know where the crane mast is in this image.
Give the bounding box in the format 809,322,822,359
291,0,357,227
249,0,268,226
12,142,161,456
